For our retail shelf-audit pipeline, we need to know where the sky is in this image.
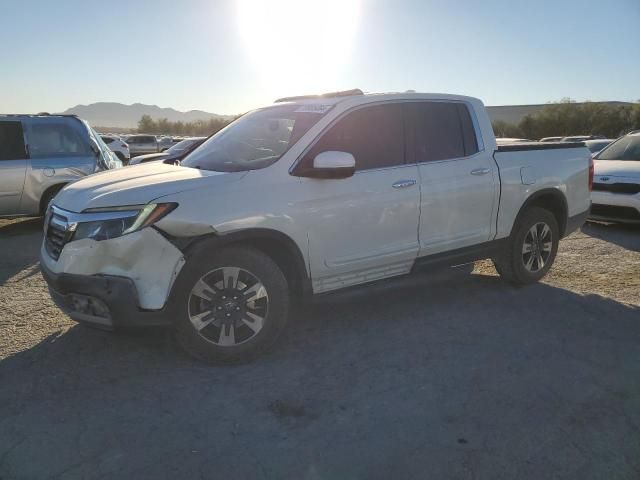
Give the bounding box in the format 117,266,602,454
0,0,638,115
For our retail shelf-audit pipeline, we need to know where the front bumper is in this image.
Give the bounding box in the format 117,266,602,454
40,221,185,328
590,191,640,223
41,261,170,329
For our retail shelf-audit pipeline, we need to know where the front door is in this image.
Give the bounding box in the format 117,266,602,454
296,103,421,293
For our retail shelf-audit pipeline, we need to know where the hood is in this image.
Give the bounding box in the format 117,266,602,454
54,162,245,212
593,160,640,179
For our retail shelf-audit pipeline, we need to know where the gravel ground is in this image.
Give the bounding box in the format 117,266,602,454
0,217,639,479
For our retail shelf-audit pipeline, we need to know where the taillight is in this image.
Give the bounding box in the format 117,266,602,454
588,156,594,191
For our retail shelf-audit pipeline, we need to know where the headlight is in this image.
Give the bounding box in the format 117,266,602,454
72,203,177,241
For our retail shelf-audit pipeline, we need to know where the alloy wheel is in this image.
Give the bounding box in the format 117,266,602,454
522,222,553,273
188,267,269,346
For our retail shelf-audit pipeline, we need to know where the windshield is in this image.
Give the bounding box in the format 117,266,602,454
181,104,331,172
84,123,117,168
596,135,640,161
168,138,199,153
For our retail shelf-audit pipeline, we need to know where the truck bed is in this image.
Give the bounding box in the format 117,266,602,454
496,142,584,152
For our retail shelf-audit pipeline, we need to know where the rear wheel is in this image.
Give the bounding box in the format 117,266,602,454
493,207,559,285
172,246,290,364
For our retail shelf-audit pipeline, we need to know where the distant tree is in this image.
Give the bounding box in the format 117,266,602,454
138,114,155,133
136,115,233,136
492,120,524,138
156,118,170,134
515,100,640,139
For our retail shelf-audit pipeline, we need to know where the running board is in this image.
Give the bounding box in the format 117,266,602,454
411,239,506,273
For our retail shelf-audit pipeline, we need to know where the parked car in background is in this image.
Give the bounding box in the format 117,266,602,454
39,91,591,363
496,137,533,144
158,136,173,152
584,139,614,155
129,136,207,165
100,134,130,163
127,134,159,156
539,137,564,142
561,135,604,142
590,131,640,223
0,114,121,217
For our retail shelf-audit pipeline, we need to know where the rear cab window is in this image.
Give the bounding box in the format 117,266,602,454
408,101,479,162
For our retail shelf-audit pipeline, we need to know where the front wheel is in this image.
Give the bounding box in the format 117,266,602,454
172,246,290,364
493,207,559,285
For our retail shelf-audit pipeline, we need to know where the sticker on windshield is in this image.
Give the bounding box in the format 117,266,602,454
294,104,333,114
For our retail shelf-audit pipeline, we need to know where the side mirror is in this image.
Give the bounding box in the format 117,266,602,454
298,151,355,179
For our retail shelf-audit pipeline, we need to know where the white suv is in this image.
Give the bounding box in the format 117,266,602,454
100,134,130,163
41,91,591,363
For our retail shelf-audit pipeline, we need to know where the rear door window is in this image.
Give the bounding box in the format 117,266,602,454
304,103,405,171
28,122,90,157
0,121,28,160
457,104,479,156
410,102,478,162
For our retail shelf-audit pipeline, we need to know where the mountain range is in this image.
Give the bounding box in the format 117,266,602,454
61,102,233,129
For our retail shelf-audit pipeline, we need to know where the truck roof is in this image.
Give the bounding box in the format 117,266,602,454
273,89,482,107
0,113,80,120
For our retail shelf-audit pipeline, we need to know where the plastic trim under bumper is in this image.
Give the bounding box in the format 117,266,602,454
41,262,170,329
564,206,591,237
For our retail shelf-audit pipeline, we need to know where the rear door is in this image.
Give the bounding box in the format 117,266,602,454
297,103,421,292
0,120,29,215
408,102,499,256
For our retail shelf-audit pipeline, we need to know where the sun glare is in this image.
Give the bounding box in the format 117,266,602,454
236,0,361,97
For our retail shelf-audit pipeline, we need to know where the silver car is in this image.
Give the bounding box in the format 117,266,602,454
127,134,159,157
0,114,121,217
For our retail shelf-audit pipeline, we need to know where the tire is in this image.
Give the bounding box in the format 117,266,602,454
492,207,559,285
171,246,290,364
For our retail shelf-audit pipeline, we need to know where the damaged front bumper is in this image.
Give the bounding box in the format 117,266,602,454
40,226,185,329
41,262,171,329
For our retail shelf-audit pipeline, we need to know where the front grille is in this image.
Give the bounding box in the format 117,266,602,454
591,204,640,221
45,209,75,260
592,182,640,195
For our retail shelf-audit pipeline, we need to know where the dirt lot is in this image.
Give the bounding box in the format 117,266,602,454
1,218,639,479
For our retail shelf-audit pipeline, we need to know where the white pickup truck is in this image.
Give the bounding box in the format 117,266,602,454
40,90,592,363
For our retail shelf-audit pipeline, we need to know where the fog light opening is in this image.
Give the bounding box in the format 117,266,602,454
68,294,110,319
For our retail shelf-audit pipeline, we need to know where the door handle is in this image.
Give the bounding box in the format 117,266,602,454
392,179,417,189
470,168,491,176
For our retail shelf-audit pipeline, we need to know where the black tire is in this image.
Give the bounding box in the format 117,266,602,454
171,246,290,364
492,207,559,285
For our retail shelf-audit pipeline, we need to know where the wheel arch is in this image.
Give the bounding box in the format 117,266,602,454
513,188,568,237
178,228,312,298
39,183,67,214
